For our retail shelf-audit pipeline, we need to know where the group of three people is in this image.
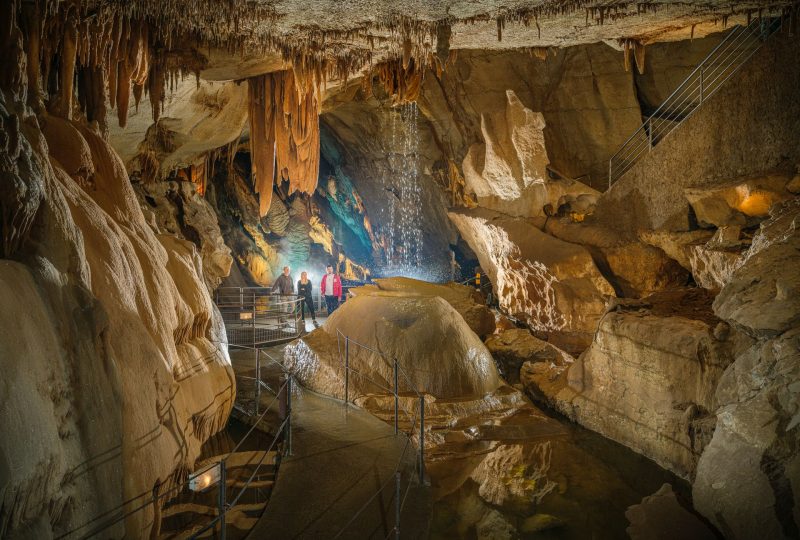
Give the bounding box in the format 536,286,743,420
270,264,342,325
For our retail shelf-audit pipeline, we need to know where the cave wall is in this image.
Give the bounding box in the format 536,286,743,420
596,33,800,232
0,95,234,537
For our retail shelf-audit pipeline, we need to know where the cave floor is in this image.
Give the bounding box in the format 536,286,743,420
231,342,431,540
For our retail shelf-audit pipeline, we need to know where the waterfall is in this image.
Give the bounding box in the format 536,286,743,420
383,101,423,274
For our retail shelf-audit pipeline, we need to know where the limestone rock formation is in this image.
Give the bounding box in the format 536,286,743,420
486,328,572,385
461,89,599,217
713,198,800,336
349,277,495,338
136,180,233,291
544,219,689,297
693,198,800,540
110,78,248,178
522,289,744,479
684,172,795,228
285,292,501,401
449,208,614,351
1,99,233,537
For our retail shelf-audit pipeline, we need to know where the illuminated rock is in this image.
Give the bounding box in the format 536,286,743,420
285,292,502,400
349,277,495,338
692,198,800,539
684,172,794,228
449,208,614,349
523,289,741,479
486,328,572,385
461,90,599,218
1,101,233,536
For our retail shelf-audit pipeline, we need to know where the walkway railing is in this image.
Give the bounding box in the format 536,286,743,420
215,287,303,346
335,330,427,538
57,342,293,540
608,15,783,188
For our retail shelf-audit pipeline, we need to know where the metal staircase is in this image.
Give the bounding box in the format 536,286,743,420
608,16,784,188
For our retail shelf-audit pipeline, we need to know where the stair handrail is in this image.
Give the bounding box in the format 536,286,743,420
608,16,783,188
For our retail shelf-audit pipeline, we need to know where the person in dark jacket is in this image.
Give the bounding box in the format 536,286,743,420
271,266,294,295
297,271,317,326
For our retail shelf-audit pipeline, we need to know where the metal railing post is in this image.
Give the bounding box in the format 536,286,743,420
608,159,612,189
393,359,399,435
286,374,293,456
395,471,401,540
647,117,653,150
418,395,425,485
255,350,261,416
344,337,350,404
218,459,227,540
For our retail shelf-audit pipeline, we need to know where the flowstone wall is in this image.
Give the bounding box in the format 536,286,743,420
0,94,234,538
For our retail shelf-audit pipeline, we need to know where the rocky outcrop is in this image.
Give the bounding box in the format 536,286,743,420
693,198,800,540
684,172,795,229
544,219,689,297
285,292,502,401
136,180,232,291
486,328,572,385
461,89,599,217
522,289,743,479
449,208,614,351
0,98,233,537
349,277,495,338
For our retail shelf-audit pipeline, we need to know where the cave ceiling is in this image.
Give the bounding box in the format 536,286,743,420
82,1,792,83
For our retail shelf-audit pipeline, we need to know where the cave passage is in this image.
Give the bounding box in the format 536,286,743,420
1,3,799,540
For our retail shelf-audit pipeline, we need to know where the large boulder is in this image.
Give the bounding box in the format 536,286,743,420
349,277,495,338
449,208,614,351
285,293,502,400
544,219,689,297
713,198,800,336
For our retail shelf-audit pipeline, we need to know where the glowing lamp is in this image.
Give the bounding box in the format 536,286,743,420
189,463,221,492
239,312,253,321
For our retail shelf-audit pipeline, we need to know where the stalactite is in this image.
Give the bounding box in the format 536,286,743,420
376,57,422,105
248,75,277,216
247,70,320,217
634,40,646,75
20,2,42,106
52,4,78,119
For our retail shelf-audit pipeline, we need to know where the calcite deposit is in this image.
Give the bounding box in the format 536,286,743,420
3,1,800,538
0,97,233,537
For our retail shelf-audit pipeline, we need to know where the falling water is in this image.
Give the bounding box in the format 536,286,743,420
383,101,424,274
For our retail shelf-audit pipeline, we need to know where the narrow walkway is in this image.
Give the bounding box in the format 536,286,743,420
231,344,431,540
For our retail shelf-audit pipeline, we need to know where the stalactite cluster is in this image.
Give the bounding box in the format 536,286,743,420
248,71,320,217
621,38,646,74
376,58,423,105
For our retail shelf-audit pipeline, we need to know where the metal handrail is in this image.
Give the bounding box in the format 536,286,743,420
59,342,294,540
608,16,782,188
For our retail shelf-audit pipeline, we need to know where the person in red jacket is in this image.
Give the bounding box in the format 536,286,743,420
320,264,342,315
